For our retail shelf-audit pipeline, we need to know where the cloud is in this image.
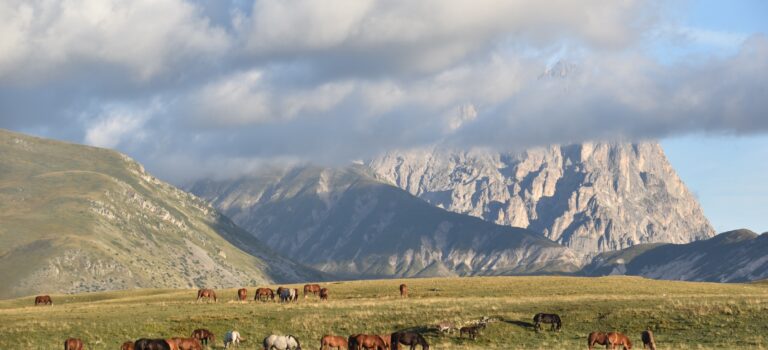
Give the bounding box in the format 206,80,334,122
0,0,766,183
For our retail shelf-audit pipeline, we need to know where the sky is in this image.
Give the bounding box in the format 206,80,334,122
0,0,766,233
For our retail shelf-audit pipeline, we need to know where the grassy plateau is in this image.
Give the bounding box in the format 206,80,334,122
0,276,766,349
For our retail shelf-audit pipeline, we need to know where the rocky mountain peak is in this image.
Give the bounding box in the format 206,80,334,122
367,141,715,255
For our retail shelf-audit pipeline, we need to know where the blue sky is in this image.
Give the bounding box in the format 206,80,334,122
0,0,766,234
660,0,768,233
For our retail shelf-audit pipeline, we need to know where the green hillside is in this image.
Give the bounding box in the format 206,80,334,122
0,129,321,299
0,276,765,349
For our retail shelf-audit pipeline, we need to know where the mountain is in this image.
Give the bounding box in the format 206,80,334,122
0,129,321,299
582,229,768,282
189,166,583,278
367,142,715,255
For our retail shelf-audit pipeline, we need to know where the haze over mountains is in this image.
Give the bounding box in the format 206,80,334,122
0,129,321,299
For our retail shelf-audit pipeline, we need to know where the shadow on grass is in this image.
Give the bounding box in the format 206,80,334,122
503,319,535,330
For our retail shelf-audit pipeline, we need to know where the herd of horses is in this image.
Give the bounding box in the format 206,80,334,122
47,282,657,350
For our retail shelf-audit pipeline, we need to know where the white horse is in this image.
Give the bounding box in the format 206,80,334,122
224,330,244,348
263,334,301,350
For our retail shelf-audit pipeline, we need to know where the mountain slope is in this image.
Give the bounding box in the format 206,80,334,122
189,166,582,278
582,229,768,282
0,129,321,298
368,142,715,255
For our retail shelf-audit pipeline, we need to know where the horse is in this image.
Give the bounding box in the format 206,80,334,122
347,334,360,350
225,330,245,348
588,332,609,350
303,284,321,298
435,322,457,335
399,284,408,298
533,313,561,332
167,338,203,350
121,341,135,350
237,288,248,301
35,295,53,306
641,330,656,350
459,323,485,340
255,288,275,302
391,332,429,350
191,329,215,346
263,334,301,350
353,335,386,350
276,287,285,299
320,288,329,301
293,288,300,302
320,335,348,350
378,334,391,350
134,339,171,350
64,338,83,350
196,289,217,302
607,332,632,350
279,288,292,303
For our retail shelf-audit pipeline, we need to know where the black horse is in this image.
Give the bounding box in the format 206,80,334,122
533,313,562,332
391,332,429,350
134,338,171,350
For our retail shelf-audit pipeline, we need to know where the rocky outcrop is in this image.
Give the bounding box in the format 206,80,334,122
368,142,715,255
189,166,583,278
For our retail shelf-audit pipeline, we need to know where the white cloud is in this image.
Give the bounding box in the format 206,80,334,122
84,104,153,148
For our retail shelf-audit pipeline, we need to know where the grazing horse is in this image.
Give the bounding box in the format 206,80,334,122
167,338,203,350
588,332,609,350
196,289,217,302
225,330,244,348
533,313,562,332
399,284,408,298
64,338,83,350
378,334,391,350
641,330,656,350
293,288,300,302
134,339,171,350
279,288,292,303
255,288,275,301
348,334,361,350
303,284,321,298
391,332,429,350
35,295,53,306
435,322,457,335
320,288,329,301
320,335,348,350
237,288,248,301
353,335,386,350
122,341,135,350
607,332,632,350
459,323,485,340
191,329,215,347
263,334,301,350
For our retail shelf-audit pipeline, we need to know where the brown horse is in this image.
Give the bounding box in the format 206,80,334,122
588,332,609,350
378,334,391,350
196,289,217,302
255,287,275,301
35,295,53,306
237,288,248,301
321,335,348,350
64,338,83,350
168,337,203,350
353,335,386,350
399,284,408,298
304,284,322,298
390,332,428,350
459,324,484,340
191,329,215,346
607,332,632,350
293,288,300,302
641,330,656,350
121,341,135,350
320,288,329,301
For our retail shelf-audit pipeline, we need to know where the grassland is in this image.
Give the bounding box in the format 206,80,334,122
1,276,766,349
